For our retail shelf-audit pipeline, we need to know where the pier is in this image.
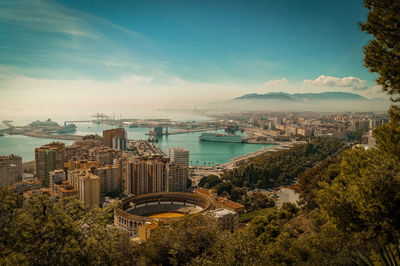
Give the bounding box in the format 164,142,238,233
63,120,93,126
146,127,217,136
163,128,216,135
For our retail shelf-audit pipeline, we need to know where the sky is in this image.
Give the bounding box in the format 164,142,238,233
0,0,389,119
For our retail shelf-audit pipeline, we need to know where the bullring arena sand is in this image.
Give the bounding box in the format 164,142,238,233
148,212,186,218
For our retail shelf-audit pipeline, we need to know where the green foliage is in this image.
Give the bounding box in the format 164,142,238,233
222,138,344,190
239,192,275,211
191,229,265,266
0,191,135,265
230,186,247,202
297,157,341,210
198,174,222,188
238,207,276,223
213,181,232,195
346,129,365,143
360,0,400,101
137,215,224,266
317,147,400,241
374,105,400,157
278,202,299,220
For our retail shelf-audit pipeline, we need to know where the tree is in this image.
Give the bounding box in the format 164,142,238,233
213,182,233,196
137,215,223,266
198,175,222,188
361,0,400,101
316,147,400,241
0,192,135,265
298,157,341,211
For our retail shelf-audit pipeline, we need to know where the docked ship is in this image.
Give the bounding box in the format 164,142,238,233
29,119,59,127
57,124,77,133
199,132,243,143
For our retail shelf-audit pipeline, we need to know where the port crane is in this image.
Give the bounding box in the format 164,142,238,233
91,113,109,123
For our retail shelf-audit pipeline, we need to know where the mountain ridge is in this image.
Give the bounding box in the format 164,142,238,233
235,91,367,101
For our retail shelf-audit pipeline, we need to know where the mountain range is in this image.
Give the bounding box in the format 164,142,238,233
200,91,389,112
234,91,367,101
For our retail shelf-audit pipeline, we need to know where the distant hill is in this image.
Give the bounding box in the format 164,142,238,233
201,91,389,112
235,91,367,101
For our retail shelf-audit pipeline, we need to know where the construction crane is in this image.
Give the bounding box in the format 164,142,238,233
91,113,109,123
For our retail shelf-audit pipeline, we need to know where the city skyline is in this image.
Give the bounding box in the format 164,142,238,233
0,0,389,119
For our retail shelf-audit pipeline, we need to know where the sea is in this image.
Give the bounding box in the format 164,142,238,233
0,111,273,165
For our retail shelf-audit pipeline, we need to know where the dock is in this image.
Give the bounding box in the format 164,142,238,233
163,128,215,135
146,128,216,136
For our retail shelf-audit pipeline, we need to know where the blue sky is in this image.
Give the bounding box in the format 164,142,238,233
0,0,387,116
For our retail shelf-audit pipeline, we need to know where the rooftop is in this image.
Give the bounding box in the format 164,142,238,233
209,208,237,218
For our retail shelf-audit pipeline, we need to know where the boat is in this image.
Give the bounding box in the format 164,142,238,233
199,132,243,143
29,118,59,127
0,132,4,137
57,124,77,133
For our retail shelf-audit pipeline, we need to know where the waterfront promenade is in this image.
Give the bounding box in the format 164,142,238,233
220,142,296,169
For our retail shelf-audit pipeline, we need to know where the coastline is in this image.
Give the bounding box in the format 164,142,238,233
220,142,296,169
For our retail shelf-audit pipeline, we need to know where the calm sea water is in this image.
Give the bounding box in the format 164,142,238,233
0,122,273,165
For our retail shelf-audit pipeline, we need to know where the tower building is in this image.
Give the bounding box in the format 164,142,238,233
102,128,127,151
35,142,65,187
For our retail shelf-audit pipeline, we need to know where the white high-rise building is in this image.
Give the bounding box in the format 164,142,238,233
169,147,189,167
168,147,189,189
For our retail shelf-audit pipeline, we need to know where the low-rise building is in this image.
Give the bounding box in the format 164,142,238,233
23,188,58,200
138,221,159,241
53,181,78,199
8,178,42,195
195,188,245,214
278,185,300,208
49,169,66,189
208,208,239,232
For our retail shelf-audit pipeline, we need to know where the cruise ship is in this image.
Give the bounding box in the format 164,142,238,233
199,132,243,143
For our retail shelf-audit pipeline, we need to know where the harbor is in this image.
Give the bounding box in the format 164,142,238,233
0,119,275,165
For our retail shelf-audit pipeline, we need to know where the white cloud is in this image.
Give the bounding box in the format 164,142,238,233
359,85,388,99
264,78,288,87
303,75,367,91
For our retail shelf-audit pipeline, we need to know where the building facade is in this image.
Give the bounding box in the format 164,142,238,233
49,169,66,189
167,163,187,192
169,147,189,167
93,165,121,196
103,128,127,151
0,155,22,188
35,142,65,187
208,208,239,232
77,171,100,208
125,159,168,196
